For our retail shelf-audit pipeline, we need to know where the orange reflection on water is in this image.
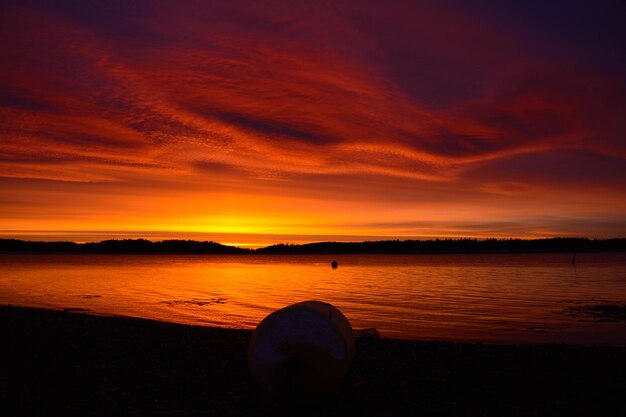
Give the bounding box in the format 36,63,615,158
1,253,626,345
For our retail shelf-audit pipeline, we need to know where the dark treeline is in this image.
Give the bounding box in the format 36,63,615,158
0,239,251,254
256,238,626,254
1,237,626,254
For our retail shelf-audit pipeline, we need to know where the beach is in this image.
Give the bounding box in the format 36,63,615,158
1,305,625,416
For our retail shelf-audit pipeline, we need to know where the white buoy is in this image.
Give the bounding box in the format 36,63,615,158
248,300,355,401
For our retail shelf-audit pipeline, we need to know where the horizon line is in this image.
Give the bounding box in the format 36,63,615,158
2,236,624,251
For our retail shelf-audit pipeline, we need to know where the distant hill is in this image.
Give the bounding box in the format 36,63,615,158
0,239,251,254
1,237,625,254
255,238,626,254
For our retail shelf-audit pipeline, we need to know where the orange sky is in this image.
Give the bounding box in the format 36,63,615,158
1,0,625,246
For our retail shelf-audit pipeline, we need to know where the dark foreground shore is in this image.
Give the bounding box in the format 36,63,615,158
1,306,625,416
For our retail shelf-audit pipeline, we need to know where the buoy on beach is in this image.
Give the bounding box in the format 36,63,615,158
331,261,338,269
248,301,354,402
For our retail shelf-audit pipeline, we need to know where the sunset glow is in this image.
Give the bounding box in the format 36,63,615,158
2,0,625,245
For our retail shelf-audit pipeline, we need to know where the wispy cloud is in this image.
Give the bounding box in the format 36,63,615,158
1,0,625,240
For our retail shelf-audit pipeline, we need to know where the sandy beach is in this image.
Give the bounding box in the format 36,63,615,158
1,305,625,416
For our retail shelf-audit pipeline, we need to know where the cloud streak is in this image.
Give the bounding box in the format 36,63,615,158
1,0,625,241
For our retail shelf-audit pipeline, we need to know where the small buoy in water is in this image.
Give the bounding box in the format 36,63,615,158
331,261,338,269
248,301,354,402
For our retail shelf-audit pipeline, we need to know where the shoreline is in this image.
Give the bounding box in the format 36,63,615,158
2,237,625,255
3,302,626,348
2,250,623,255
2,305,625,416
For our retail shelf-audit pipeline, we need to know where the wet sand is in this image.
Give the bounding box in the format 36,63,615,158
1,305,625,416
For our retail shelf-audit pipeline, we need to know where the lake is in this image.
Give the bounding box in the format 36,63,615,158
1,252,625,345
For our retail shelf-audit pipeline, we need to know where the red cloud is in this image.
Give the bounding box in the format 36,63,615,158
1,1,625,240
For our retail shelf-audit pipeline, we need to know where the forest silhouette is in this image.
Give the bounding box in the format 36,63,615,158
1,237,625,254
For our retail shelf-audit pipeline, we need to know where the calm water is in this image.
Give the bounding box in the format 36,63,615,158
1,253,626,345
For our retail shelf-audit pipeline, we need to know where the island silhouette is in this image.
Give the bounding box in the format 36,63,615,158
1,237,625,254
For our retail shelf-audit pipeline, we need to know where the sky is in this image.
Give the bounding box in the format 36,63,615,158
1,0,625,246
